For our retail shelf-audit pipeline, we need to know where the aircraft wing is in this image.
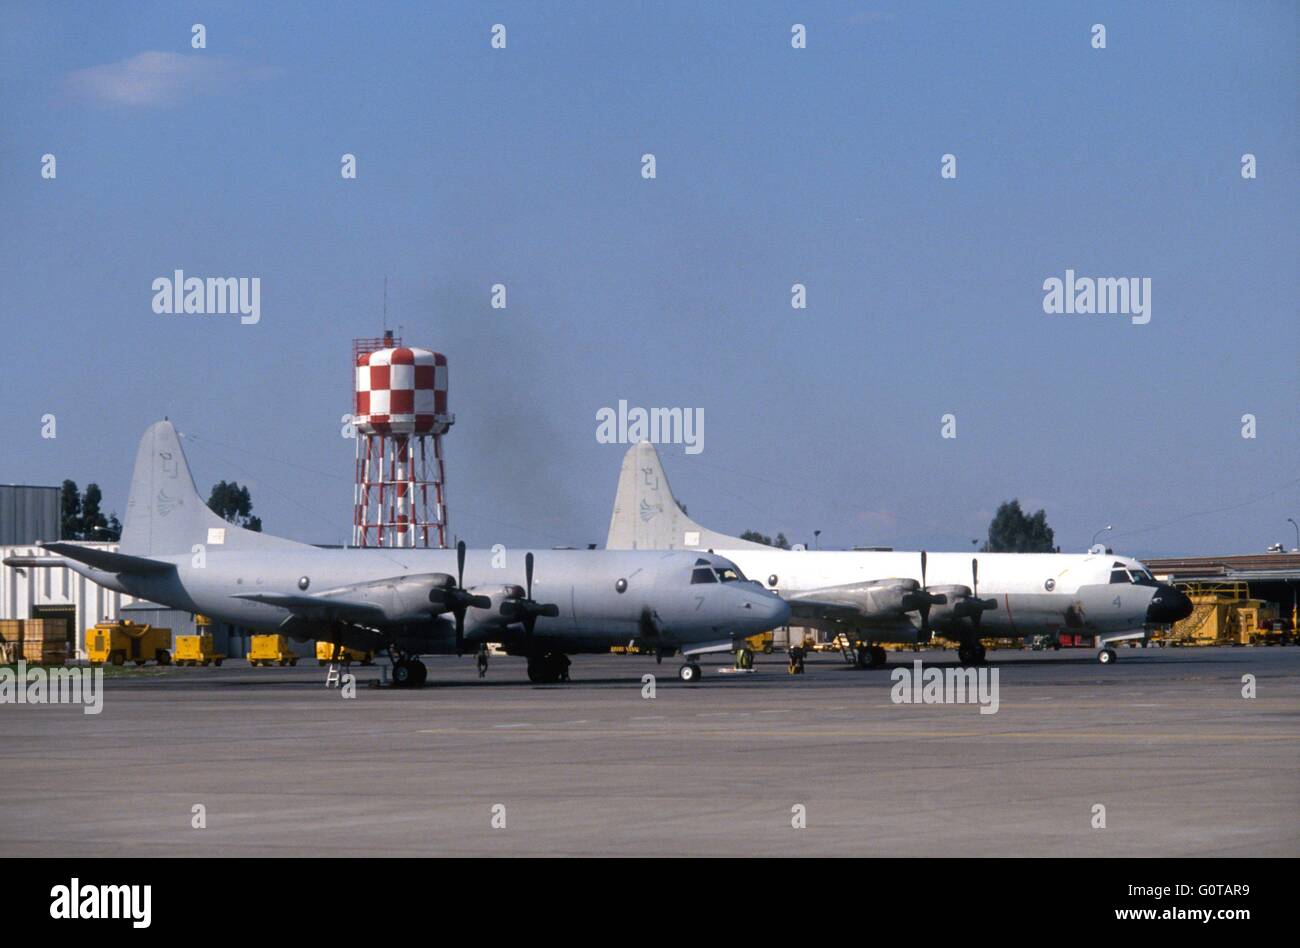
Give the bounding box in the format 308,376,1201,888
784,579,929,627
231,591,389,624
231,570,462,627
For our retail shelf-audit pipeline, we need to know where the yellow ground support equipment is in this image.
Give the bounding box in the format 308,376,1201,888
174,633,225,666
315,640,374,665
744,631,776,654
1164,583,1284,646
247,634,298,667
86,620,171,666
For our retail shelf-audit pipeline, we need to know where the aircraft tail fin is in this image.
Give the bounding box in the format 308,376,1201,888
119,420,306,556
605,441,768,551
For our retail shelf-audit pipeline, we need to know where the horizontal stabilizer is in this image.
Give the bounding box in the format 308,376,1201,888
2,555,70,569
38,542,174,575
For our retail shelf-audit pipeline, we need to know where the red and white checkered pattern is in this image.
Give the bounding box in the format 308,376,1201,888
354,347,450,435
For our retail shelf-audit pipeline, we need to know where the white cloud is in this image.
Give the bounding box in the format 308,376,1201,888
64,51,275,107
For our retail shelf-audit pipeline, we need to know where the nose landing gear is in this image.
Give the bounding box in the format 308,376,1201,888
678,661,701,683
956,642,987,665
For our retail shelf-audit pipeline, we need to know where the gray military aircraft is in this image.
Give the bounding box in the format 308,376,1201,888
8,420,788,685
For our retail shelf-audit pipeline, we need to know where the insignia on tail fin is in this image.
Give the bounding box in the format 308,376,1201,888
119,420,306,556
605,441,768,551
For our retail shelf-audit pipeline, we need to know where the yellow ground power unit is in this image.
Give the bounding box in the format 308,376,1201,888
314,640,374,665
86,621,170,666
174,633,225,667
247,634,298,667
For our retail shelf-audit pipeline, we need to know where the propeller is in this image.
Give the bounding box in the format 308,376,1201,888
901,550,944,644
499,551,561,639
428,540,491,655
917,551,933,643
968,557,997,629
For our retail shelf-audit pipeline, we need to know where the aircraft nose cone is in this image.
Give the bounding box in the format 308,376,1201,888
1146,584,1193,624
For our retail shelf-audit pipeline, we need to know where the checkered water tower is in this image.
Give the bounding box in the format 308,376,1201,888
351,333,454,548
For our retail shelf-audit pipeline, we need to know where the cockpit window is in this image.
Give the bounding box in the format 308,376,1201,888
1109,570,1129,584
1128,569,1157,586
714,566,745,583
691,568,717,584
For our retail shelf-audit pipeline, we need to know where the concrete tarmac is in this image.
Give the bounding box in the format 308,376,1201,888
2,646,1297,856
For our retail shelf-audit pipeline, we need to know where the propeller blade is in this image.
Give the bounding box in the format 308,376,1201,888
918,550,932,643
971,558,982,629
525,552,535,600
457,540,466,587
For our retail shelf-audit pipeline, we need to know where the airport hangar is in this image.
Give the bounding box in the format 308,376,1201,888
0,485,233,658
5,480,1300,661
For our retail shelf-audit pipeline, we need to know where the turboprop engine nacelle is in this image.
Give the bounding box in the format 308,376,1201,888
926,584,997,626
321,572,457,624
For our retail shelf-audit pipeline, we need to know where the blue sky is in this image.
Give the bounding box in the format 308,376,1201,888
1,1,1295,556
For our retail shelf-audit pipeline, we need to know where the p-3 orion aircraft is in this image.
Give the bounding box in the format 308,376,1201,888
5,421,788,685
606,441,1192,666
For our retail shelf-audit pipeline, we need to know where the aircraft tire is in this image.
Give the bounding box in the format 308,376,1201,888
973,644,986,663
1098,648,1117,665
678,663,700,683
392,659,422,688
871,646,888,668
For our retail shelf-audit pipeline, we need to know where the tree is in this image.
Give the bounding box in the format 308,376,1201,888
741,530,792,550
60,480,81,539
982,500,1056,553
59,480,121,540
207,480,263,532
80,483,109,537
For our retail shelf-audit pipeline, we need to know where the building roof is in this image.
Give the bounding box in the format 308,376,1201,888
1144,553,1300,581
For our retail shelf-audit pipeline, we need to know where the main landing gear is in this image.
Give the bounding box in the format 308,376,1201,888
678,661,701,683
1097,647,1118,664
391,656,427,688
527,652,571,684
956,642,987,665
854,645,888,669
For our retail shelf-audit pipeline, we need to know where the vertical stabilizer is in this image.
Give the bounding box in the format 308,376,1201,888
119,420,306,555
605,441,768,551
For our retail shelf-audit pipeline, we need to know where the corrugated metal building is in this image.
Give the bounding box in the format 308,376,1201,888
0,484,60,546
1,543,130,657
1,543,312,660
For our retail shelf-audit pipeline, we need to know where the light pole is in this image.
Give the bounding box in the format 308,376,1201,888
1287,518,1299,552
813,530,821,550
1091,524,1113,549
